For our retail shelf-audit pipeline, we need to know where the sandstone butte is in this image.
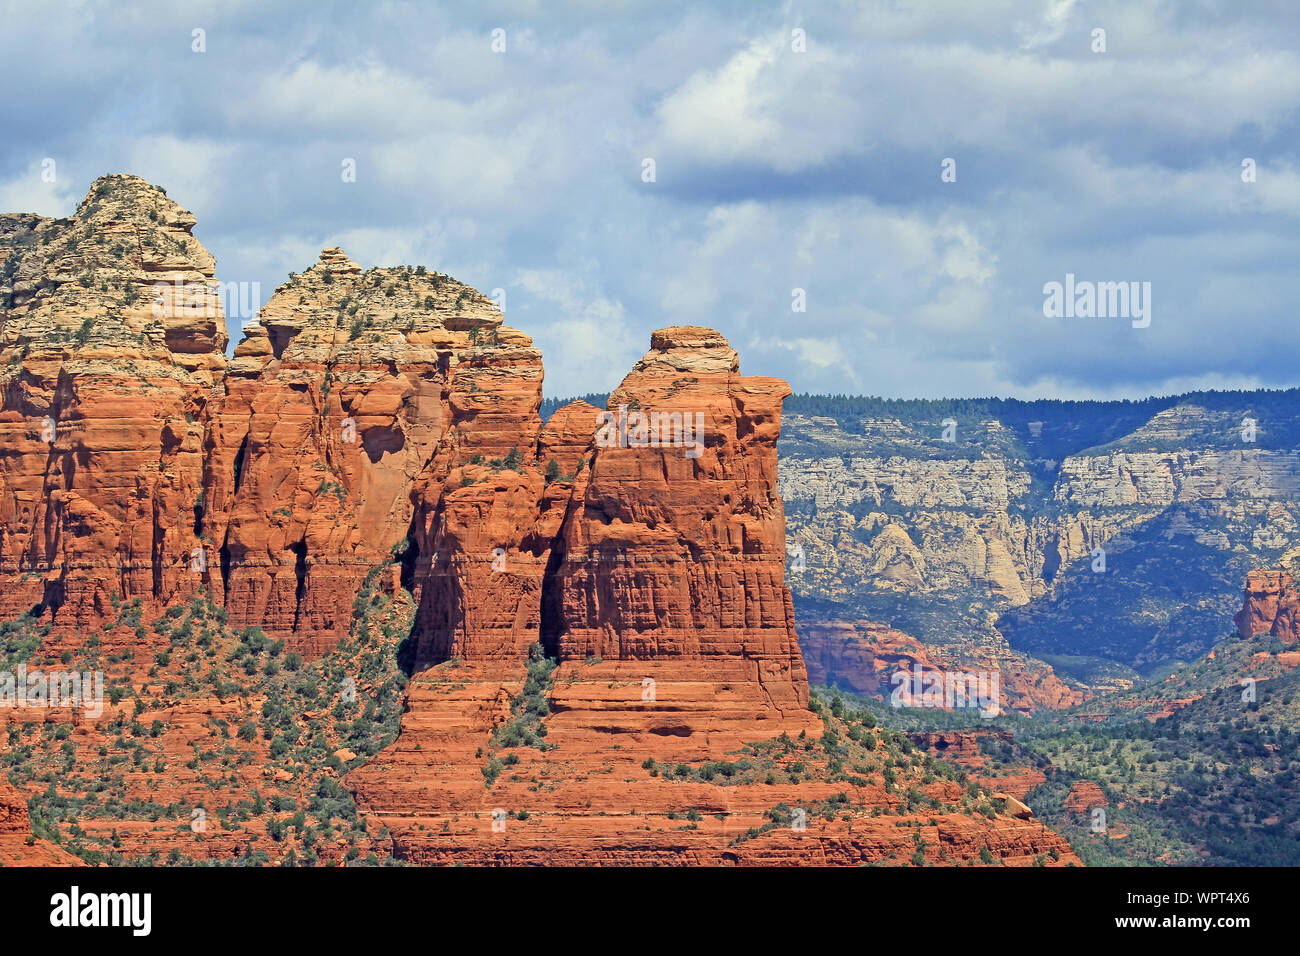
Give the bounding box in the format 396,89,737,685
0,175,1080,866
1234,569,1300,644
1068,569,1300,723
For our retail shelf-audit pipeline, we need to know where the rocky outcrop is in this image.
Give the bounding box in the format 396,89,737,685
801,620,1086,714
0,179,810,679
0,175,226,628
906,730,1011,761
0,779,79,865
345,655,1076,865
0,177,1084,867
1234,570,1300,643
803,621,942,697
349,328,822,851
1064,780,1108,814
543,327,808,707
201,247,535,655
345,329,1076,864
404,330,551,666
0,778,28,834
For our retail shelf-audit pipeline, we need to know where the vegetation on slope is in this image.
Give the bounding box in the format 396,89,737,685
1,565,416,866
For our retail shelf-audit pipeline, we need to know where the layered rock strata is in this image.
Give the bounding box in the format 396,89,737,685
347,329,1075,864
543,327,809,707
0,178,1081,866
201,246,537,655
1234,570,1300,643
0,175,226,627
0,778,79,865
781,399,1300,691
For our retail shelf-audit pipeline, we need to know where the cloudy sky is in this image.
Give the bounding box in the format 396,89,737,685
2,0,1296,400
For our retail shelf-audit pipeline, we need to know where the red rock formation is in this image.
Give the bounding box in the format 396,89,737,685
405,330,552,666
803,621,942,697
0,178,1085,866
543,327,808,707
979,770,1048,803
346,329,1078,865
801,620,1086,713
1064,780,1109,815
202,248,539,656
0,778,28,834
346,657,1077,865
907,730,1011,762
0,175,226,628
1234,570,1300,643
0,779,80,865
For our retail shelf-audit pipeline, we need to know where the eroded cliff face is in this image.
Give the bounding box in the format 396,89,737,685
544,327,808,708
0,177,1082,866
800,621,1084,713
200,246,541,655
1,178,811,680
0,175,227,628
1235,570,1300,643
349,328,820,841
346,329,1073,865
0,778,78,865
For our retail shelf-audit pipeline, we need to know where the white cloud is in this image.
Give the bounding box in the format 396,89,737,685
1015,0,1079,50
2,0,1297,401
516,268,641,395
0,162,81,217
655,40,781,165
